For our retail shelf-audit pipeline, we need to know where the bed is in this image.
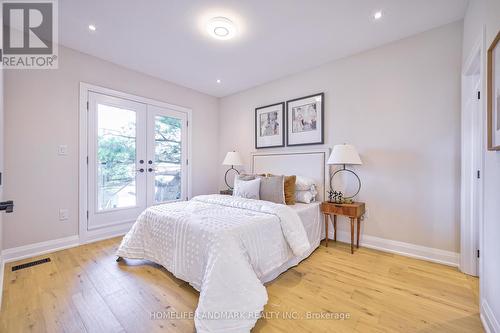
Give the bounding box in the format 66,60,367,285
116,150,328,333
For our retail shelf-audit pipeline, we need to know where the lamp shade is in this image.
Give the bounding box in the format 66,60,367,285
222,151,244,166
327,144,362,165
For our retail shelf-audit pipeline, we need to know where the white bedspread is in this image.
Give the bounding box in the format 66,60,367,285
116,194,310,333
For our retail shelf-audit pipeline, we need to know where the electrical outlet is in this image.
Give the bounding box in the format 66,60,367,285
362,207,369,221
58,145,68,156
59,209,69,221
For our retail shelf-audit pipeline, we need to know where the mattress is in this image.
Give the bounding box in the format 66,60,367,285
260,202,322,283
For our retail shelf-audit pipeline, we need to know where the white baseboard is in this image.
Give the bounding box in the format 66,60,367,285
1,235,80,264
1,226,131,264
329,230,460,267
481,300,500,333
81,222,132,244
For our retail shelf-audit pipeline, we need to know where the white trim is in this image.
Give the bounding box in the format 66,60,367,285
327,229,459,267
81,222,133,244
478,25,487,321
80,82,192,114
481,300,500,333
0,229,129,265
79,83,88,242
460,26,486,276
1,235,80,263
79,82,193,243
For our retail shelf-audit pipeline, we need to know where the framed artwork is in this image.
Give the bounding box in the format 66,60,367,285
286,93,324,146
255,102,285,149
487,30,500,150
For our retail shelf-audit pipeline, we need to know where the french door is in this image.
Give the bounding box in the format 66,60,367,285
87,91,187,230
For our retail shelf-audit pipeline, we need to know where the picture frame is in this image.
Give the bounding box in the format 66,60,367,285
487,30,500,151
255,102,285,149
286,93,324,146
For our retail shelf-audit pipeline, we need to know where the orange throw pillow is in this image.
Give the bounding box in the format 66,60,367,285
284,175,296,205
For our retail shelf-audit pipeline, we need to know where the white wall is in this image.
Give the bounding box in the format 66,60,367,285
219,22,463,253
463,0,500,331
3,46,219,249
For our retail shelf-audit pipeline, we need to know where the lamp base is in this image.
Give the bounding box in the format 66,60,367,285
224,166,240,190
329,165,361,200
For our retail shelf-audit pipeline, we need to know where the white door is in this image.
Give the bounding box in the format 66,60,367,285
147,105,188,205
472,81,482,274
87,92,188,230
88,92,147,230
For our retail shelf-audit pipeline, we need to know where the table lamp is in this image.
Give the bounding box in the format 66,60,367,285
327,144,362,200
222,151,244,190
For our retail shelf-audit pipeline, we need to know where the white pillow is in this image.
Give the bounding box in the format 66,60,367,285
295,190,316,204
233,178,261,200
295,176,316,191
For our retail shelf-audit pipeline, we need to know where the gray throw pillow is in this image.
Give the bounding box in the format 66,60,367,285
257,175,285,204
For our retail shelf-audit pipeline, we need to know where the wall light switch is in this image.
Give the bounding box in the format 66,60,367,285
58,145,68,156
59,209,69,221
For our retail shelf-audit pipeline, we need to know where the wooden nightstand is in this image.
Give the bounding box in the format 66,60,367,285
320,201,366,254
220,189,233,195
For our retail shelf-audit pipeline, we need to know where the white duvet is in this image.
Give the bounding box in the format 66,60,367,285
116,194,310,333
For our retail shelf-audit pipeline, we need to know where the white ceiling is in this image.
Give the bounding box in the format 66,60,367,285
59,0,468,97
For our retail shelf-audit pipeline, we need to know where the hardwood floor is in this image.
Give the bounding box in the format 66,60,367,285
0,238,483,332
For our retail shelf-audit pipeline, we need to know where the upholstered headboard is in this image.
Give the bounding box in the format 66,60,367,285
251,149,329,202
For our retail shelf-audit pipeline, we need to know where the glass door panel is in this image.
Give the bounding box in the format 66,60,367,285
154,115,182,202
147,105,187,205
97,104,137,210
88,92,147,230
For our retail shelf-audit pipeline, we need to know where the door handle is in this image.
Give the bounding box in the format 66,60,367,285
0,200,14,213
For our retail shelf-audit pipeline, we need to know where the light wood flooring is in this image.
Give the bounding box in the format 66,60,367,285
0,237,483,332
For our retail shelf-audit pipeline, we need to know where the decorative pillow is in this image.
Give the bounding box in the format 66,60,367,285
257,175,285,204
295,176,316,191
295,190,316,204
233,178,261,200
267,174,296,205
237,173,265,181
284,175,296,205
309,185,318,198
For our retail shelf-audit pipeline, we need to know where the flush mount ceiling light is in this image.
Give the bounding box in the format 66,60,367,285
373,11,383,20
216,79,221,83
206,17,236,40
88,24,96,31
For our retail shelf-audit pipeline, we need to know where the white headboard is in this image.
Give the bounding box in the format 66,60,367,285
251,149,330,201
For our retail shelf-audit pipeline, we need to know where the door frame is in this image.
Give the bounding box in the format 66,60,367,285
460,27,485,278
79,82,192,243
0,66,4,309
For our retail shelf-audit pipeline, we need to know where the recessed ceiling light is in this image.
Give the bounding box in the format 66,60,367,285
88,24,96,31
373,11,383,20
206,17,236,40
216,79,221,84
